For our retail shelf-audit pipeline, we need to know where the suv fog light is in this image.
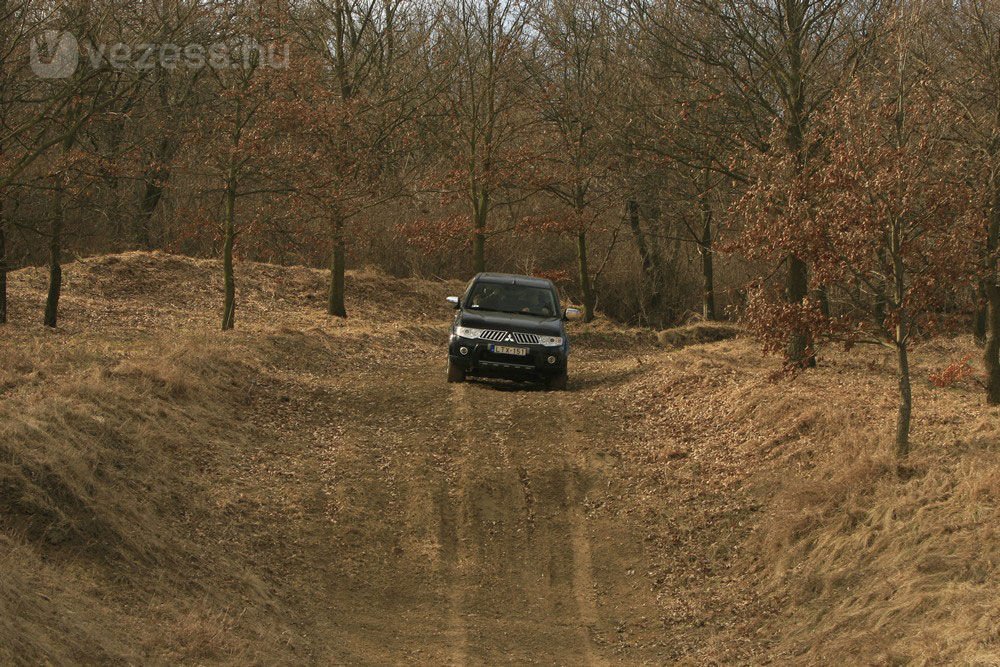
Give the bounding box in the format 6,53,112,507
547,355,556,364
460,346,470,356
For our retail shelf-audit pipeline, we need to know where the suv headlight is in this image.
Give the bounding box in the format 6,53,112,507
538,335,563,347
454,326,483,339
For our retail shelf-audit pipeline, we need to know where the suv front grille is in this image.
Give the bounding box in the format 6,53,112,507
479,330,540,345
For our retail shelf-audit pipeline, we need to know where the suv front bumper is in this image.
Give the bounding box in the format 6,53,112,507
448,336,567,378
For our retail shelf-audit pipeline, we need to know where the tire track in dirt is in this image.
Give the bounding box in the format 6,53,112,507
240,343,666,664
442,383,472,666
447,383,540,664
439,378,610,664
558,398,606,667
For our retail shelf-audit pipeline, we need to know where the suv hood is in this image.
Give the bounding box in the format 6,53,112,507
459,310,564,336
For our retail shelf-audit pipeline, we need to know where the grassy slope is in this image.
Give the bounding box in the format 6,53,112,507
1,252,461,662
1,252,997,663
614,337,1000,663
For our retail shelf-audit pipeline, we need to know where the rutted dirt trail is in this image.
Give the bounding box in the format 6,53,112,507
229,340,668,664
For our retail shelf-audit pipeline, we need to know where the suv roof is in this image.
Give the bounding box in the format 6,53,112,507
472,272,555,289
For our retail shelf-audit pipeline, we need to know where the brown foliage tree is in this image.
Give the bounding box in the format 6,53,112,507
737,67,981,456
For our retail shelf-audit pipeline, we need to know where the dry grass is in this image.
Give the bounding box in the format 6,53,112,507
0,333,304,662
1,252,460,662
746,347,1000,664
607,334,1000,662
655,321,742,349
1,251,996,662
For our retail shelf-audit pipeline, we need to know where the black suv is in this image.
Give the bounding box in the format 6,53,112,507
446,273,582,390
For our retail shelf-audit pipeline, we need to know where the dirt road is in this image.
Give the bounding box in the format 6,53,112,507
203,327,762,665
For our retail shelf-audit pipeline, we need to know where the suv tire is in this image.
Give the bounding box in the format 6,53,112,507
447,359,466,383
546,372,568,391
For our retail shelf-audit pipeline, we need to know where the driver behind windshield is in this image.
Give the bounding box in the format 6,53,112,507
521,291,553,317
468,283,555,317
470,285,499,310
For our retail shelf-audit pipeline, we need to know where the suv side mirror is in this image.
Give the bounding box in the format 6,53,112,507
564,307,583,321
446,296,460,308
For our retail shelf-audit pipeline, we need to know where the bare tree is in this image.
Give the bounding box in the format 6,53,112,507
189,4,290,331
939,0,1000,404
35,1,140,327
436,0,536,273
679,0,885,363
530,0,620,321
0,0,116,324
290,0,429,317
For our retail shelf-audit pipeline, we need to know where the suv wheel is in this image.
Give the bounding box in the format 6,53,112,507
546,372,568,391
447,359,466,383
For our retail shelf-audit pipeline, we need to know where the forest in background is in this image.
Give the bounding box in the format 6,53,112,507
1,0,999,452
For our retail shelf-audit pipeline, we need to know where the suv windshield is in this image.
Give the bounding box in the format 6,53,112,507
465,282,558,318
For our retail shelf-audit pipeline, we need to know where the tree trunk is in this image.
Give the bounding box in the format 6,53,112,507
895,337,912,458
44,186,64,328
700,241,715,321
874,248,890,334
135,60,183,249
472,228,485,274
813,286,830,318
328,0,355,308
626,199,654,276
974,282,988,345
135,178,162,249
328,216,347,318
135,137,177,249
986,282,1000,406
576,231,594,322
986,175,1000,404
891,210,911,457
0,205,7,325
221,182,236,331
698,182,716,321
472,190,488,274
786,255,814,366
626,198,664,325
781,1,813,366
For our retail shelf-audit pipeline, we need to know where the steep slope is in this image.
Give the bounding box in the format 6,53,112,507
1,253,462,662
609,338,1000,663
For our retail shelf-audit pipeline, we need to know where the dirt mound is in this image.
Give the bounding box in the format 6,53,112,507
655,321,741,348
6,251,462,333
0,334,307,662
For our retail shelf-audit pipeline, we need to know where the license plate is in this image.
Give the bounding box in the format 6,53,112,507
490,344,529,356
